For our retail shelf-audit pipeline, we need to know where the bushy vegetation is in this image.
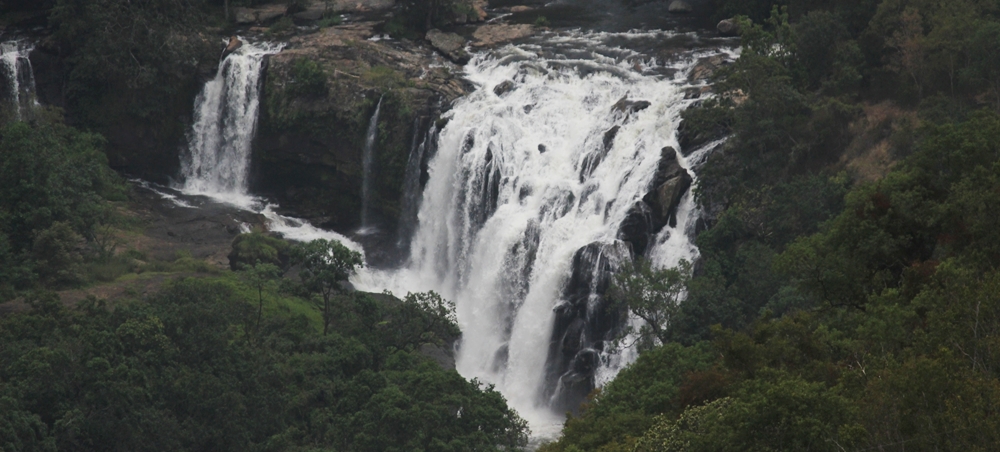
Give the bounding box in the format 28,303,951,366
0,109,529,450
0,277,529,451
542,0,1000,450
0,114,127,299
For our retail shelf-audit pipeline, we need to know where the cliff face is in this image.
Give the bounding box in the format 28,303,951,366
253,22,472,235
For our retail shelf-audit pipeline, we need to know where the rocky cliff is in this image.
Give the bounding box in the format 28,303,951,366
252,22,474,237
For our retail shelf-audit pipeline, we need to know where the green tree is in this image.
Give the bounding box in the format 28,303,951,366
292,239,364,335
610,260,691,350
237,261,282,339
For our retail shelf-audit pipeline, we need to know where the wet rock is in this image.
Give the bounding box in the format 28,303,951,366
619,201,654,256
611,97,651,116
718,18,741,36
668,0,692,14
426,29,470,64
684,86,712,99
689,54,727,83
511,5,534,12
293,6,325,21
579,126,620,181
222,36,242,60
234,4,287,24
544,240,631,414
471,24,534,48
494,80,515,96
472,0,488,21
642,147,693,232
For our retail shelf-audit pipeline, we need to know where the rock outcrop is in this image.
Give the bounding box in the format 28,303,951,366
642,147,693,232
545,240,632,414
426,29,471,64
254,22,471,241
234,4,287,24
717,18,741,36
471,24,534,48
689,53,727,83
611,97,651,116
668,0,693,14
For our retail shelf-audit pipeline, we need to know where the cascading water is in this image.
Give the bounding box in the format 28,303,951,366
1,40,37,120
175,38,363,253
354,30,733,437
397,120,437,250
180,40,282,203
359,96,383,231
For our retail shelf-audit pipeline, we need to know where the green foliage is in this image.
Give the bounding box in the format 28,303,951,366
288,58,329,98
268,15,295,34
0,118,125,296
361,65,410,91
610,260,691,350
228,230,291,270
634,373,860,452
292,239,364,335
49,0,214,129
0,277,529,451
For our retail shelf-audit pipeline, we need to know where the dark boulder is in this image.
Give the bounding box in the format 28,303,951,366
579,126,620,182
718,18,741,37
426,29,471,64
494,80,515,96
618,201,654,256
642,147,693,232
611,97,651,116
543,240,631,414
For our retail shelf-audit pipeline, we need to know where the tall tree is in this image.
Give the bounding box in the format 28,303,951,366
292,239,364,335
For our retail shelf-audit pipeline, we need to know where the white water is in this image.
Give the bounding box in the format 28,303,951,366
177,39,363,254
354,31,728,437
181,40,282,197
360,96,383,230
1,40,37,120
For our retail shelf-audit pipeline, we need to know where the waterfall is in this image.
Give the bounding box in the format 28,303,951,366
175,39,364,254
180,40,282,204
354,30,730,437
1,40,37,121
398,120,437,249
359,96,383,231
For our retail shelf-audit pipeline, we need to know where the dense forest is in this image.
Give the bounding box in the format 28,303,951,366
0,116,528,451
542,0,1000,450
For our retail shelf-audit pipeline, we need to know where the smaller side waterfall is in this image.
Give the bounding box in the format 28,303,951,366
1,40,37,121
180,40,282,201
359,96,383,230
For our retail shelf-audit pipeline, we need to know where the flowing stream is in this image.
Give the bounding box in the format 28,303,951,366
354,30,733,438
1,39,37,120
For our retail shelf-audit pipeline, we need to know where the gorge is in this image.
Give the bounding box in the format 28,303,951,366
164,23,732,439
7,1,1000,450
